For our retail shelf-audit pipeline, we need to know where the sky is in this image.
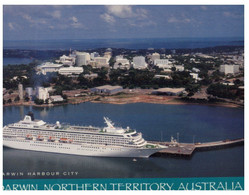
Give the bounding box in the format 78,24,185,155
3,5,244,40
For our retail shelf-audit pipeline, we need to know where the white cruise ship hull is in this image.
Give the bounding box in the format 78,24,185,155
3,138,162,158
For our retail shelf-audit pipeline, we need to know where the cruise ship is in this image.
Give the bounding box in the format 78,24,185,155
3,113,166,158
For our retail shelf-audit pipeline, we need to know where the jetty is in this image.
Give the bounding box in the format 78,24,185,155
149,138,244,156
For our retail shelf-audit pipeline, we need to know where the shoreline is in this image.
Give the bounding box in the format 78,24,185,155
3,95,243,109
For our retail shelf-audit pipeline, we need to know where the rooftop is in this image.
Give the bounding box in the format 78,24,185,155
153,87,185,93
94,85,123,90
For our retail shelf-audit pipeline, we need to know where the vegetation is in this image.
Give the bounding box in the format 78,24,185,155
207,84,242,100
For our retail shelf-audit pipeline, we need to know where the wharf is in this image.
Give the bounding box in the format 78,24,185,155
149,138,244,156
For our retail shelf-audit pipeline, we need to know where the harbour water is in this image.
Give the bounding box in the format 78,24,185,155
3,57,34,66
3,37,244,50
3,103,244,179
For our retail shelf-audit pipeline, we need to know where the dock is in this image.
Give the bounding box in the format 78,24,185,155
148,138,244,156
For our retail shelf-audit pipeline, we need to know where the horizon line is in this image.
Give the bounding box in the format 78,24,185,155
3,36,244,42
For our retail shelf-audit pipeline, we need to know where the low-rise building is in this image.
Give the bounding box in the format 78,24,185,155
154,75,171,79
58,66,84,76
91,85,123,95
114,55,130,69
38,62,63,75
154,59,169,66
192,67,200,72
152,88,186,96
175,65,185,72
94,57,109,68
190,73,201,82
50,95,64,102
84,73,98,80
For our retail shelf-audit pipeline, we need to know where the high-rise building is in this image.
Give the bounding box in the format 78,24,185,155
36,87,49,101
25,87,33,99
220,65,240,75
90,52,99,60
150,52,160,62
76,52,90,66
18,84,23,100
133,56,148,69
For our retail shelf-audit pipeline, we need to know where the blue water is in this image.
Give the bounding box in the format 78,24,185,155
3,103,244,179
3,57,34,66
3,37,244,50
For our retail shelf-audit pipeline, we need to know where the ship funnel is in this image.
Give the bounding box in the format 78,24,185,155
27,111,34,121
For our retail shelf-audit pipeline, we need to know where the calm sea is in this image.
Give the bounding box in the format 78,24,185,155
3,37,244,50
3,57,34,66
3,103,244,179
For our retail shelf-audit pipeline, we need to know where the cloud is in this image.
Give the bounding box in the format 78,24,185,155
168,16,191,23
200,6,208,11
70,16,78,23
8,22,15,30
21,13,46,25
105,5,133,18
223,11,243,18
70,16,85,29
100,13,115,24
51,10,61,19
100,5,152,27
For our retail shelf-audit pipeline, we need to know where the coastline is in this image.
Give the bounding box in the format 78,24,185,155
3,94,243,108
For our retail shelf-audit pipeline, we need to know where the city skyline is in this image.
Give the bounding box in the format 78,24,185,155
3,5,244,40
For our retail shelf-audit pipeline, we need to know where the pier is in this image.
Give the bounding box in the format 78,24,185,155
149,138,244,156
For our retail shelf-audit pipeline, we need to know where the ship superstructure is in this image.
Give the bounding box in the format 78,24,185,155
3,114,165,158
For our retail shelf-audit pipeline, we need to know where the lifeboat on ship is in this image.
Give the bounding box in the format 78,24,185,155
48,136,56,142
59,138,69,143
25,134,33,140
36,135,44,141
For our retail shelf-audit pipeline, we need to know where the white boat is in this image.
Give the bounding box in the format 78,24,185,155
3,114,166,158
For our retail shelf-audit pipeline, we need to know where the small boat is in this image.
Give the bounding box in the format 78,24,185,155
59,138,69,143
37,135,44,141
48,136,55,142
25,134,33,140
133,158,137,162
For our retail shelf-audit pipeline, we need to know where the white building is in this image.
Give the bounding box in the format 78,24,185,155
58,66,84,76
114,55,130,69
150,53,160,62
154,59,169,65
57,55,75,66
175,65,185,72
190,73,201,82
154,75,171,79
84,73,98,80
38,62,63,75
50,95,64,102
18,83,23,100
90,52,99,60
103,51,112,60
192,67,200,73
25,87,33,99
157,64,173,69
94,57,109,68
36,87,49,101
76,52,90,66
133,56,148,69
220,65,240,75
